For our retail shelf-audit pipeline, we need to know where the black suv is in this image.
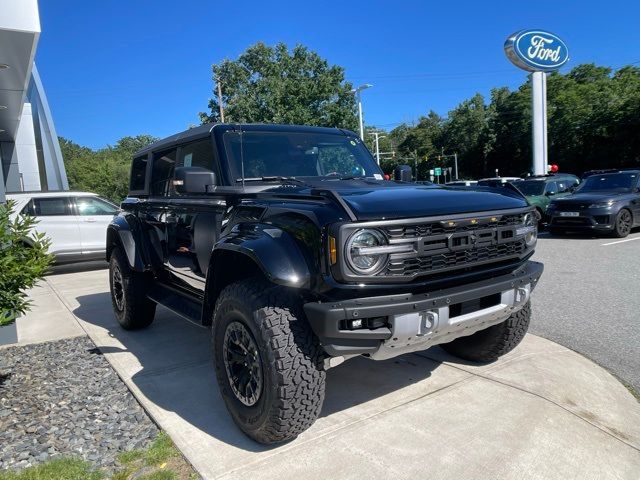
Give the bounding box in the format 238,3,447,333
107,123,543,444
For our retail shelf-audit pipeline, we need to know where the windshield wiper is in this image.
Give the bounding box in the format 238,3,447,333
235,176,307,184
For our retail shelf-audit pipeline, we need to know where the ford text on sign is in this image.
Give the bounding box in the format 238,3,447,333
504,30,569,72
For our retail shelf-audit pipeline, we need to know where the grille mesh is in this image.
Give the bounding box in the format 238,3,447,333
379,213,526,278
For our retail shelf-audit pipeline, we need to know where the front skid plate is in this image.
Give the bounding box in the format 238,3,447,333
369,284,530,360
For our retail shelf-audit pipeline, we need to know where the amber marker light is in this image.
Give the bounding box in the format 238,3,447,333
329,236,337,265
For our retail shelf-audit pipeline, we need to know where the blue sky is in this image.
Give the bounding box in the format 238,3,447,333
36,0,640,149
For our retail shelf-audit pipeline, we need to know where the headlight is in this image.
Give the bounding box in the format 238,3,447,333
588,201,615,209
516,212,537,247
346,229,388,275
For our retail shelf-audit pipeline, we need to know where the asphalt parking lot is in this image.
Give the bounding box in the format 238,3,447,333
531,229,640,394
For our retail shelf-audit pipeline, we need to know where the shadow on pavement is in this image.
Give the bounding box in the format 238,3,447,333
72,292,443,452
47,260,108,276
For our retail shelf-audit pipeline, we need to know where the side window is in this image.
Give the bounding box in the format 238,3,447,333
545,181,558,194
76,197,119,216
151,149,177,196
32,198,72,216
556,181,569,193
130,155,149,192
177,139,216,173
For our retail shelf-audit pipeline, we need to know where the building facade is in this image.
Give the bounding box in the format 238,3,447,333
0,0,67,203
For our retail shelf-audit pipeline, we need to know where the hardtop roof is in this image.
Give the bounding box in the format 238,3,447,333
133,123,355,157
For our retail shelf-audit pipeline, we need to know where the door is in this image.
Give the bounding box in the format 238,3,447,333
74,196,120,258
632,176,640,226
165,139,224,293
28,197,82,261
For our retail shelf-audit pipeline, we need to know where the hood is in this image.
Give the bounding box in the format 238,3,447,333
551,191,632,205
263,180,529,220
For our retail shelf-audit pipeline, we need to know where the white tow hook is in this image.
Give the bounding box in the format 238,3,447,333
514,285,530,308
418,311,438,336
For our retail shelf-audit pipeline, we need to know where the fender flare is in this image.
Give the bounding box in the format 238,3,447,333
201,223,312,324
106,213,148,271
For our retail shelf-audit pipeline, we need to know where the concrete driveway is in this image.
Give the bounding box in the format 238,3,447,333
24,268,640,479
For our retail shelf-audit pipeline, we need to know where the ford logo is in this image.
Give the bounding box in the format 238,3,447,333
504,30,569,72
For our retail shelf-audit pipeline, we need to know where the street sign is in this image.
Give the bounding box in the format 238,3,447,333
434,167,442,176
504,30,569,72
447,167,453,175
429,169,434,175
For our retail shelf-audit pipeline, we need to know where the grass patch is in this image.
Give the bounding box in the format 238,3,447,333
2,433,197,480
0,458,103,480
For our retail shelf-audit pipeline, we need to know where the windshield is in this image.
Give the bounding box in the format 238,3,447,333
223,131,381,181
576,173,637,193
512,180,545,196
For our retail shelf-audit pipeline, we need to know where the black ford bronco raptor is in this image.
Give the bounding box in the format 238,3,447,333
107,123,543,444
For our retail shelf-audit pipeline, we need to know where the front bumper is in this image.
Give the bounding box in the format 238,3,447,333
304,260,543,359
548,207,615,230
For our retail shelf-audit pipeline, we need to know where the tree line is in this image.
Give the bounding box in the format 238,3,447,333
370,63,640,180
60,43,640,202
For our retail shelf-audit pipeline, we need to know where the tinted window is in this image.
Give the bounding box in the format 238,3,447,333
130,155,149,192
151,149,177,196
577,173,637,193
33,198,71,216
76,197,119,216
223,132,380,181
177,139,215,171
512,181,544,196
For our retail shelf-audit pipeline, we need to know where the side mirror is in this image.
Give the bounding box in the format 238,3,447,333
394,165,413,182
174,167,216,194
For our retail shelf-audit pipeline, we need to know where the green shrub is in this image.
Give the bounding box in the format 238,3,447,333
0,200,53,326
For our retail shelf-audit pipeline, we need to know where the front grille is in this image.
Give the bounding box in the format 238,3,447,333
386,240,526,276
384,213,524,239
379,212,527,278
551,217,592,226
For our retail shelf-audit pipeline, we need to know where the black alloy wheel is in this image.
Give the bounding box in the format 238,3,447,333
614,209,632,238
222,321,263,406
111,263,125,311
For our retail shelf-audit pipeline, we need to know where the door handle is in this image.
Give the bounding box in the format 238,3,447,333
83,218,97,223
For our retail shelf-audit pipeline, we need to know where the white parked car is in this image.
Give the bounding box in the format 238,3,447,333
6,191,119,263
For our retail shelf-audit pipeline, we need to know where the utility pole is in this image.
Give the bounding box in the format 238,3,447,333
454,152,458,180
351,84,373,140
369,131,386,165
216,78,225,123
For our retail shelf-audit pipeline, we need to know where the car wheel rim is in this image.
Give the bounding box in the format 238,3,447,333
222,321,263,407
111,265,125,311
618,211,631,234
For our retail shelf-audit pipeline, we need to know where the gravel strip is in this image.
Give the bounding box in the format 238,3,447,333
0,336,159,471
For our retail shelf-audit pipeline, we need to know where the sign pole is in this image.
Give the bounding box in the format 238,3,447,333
531,71,548,175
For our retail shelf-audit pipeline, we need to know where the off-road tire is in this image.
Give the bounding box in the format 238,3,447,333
612,208,632,238
212,278,325,444
109,247,156,330
441,301,531,363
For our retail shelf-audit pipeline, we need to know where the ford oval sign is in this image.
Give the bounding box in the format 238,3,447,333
504,30,569,72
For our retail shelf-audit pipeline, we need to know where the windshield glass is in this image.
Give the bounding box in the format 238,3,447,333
512,180,545,196
576,173,637,193
223,131,381,181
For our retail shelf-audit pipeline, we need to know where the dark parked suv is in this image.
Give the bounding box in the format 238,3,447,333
107,123,543,444
547,170,640,237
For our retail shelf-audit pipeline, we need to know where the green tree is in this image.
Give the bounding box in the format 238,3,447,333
61,135,157,203
0,201,53,325
200,42,358,130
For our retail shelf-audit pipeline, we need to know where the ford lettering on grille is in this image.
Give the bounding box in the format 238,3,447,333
383,215,526,278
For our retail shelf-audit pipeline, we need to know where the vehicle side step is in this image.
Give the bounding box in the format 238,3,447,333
147,284,203,326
